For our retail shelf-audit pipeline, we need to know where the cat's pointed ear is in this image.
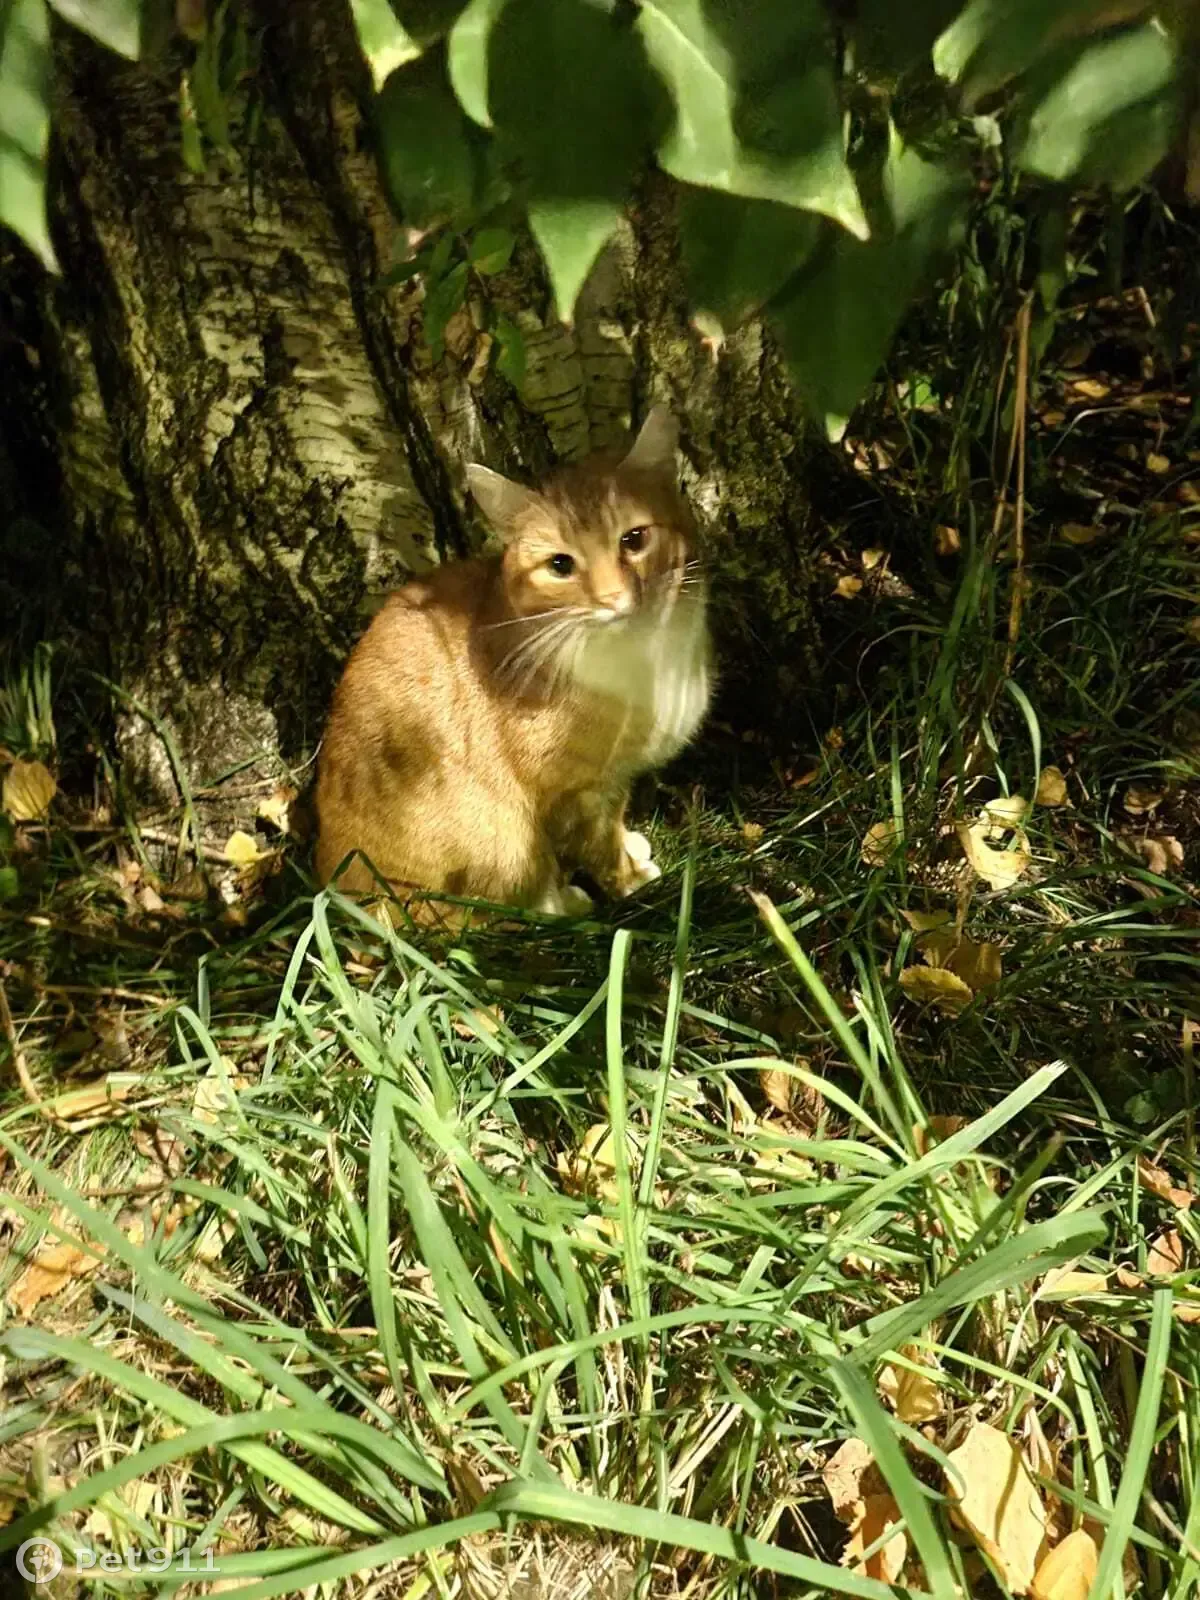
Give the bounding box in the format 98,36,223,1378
466,464,544,540
621,406,678,477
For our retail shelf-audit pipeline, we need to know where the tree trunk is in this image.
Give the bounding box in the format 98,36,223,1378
0,0,824,825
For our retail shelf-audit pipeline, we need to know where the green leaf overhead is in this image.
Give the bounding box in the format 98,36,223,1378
375,48,481,228
0,0,56,270
46,0,142,59
488,0,669,322
933,0,1142,102
679,188,821,339
447,0,507,126
348,0,422,90
637,0,867,238
769,133,968,440
1015,25,1179,191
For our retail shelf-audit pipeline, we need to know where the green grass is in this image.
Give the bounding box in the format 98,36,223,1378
1,283,1200,1596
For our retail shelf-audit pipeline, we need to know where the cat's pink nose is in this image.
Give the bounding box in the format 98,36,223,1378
594,589,633,618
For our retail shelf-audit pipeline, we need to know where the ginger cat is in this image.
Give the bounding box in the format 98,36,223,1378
314,407,711,919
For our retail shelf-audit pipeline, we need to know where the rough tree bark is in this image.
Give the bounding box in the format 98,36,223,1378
0,0,825,828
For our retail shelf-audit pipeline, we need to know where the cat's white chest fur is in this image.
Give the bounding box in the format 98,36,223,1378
571,588,712,771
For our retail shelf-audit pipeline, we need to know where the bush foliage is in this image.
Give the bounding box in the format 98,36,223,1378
0,0,1192,435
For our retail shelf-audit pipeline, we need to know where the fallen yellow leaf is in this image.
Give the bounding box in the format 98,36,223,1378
878,1347,943,1423
1039,1266,1110,1298
1136,836,1184,875
47,1074,142,1125
843,1495,907,1584
1059,523,1104,546
836,575,863,599
256,786,296,833
7,1232,100,1316
1147,1228,1185,1277
1123,785,1164,815
2,759,56,822
899,966,974,1014
759,1066,793,1114
1137,1156,1194,1211
935,524,961,555
861,819,901,868
861,547,885,571
946,1421,1049,1595
1036,767,1069,807
1146,452,1171,475
1071,378,1110,399
224,829,263,866
959,818,1032,891
901,908,954,934
741,820,765,846
192,1060,247,1125
983,794,1029,827
823,1438,878,1522
1031,1529,1099,1600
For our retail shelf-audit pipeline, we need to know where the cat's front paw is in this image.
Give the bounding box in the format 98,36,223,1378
619,829,661,896
537,883,595,918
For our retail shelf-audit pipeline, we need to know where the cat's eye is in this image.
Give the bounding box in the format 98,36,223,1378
547,552,576,576
621,527,650,554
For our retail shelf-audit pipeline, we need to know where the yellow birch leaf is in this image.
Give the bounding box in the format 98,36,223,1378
1123,785,1164,815
1031,1530,1099,1600
2,759,56,821
843,1495,907,1584
958,820,1032,891
1147,1228,1185,1277
1039,1265,1110,1298
7,1232,101,1316
861,819,901,867
823,1438,877,1522
983,794,1029,827
1036,766,1069,806
1060,523,1104,545
836,575,863,598
1137,1156,1193,1211
945,1422,1049,1595
224,829,262,866
899,965,973,1015
878,1348,944,1423
759,1066,793,1114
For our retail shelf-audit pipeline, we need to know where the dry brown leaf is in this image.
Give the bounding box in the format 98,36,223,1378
946,1421,1049,1595
836,575,863,599
983,794,1029,827
47,1073,141,1125
192,1060,247,1125
913,1114,969,1156
256,785,296,833
451,1005,505,1041
1174,1299,1200,1324
1147,1228,1185,1277
1031,1529,1099,1600
1123,785,1165,815
899,966,974,1015
1039,1265,1110,1298
843,1495,907,1585
823,1438,878,1521
861,819,901,868
7,1232,101,1315
959,819,1032,891
1036,767,1069,807
1041,409,1066,426
878,1347,943,1423
935,524,961,555
741,820,765,846
1059,522,1104,546
1136,836,1184,876
224,829,263,866
1116,1264,1145,1290
1137,1156,1194,1211
941,938,1003,991
2,758,56,821
1146,452,1171,475
759,1066,793,1114
1071,378,1110,399
902,907,953,934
